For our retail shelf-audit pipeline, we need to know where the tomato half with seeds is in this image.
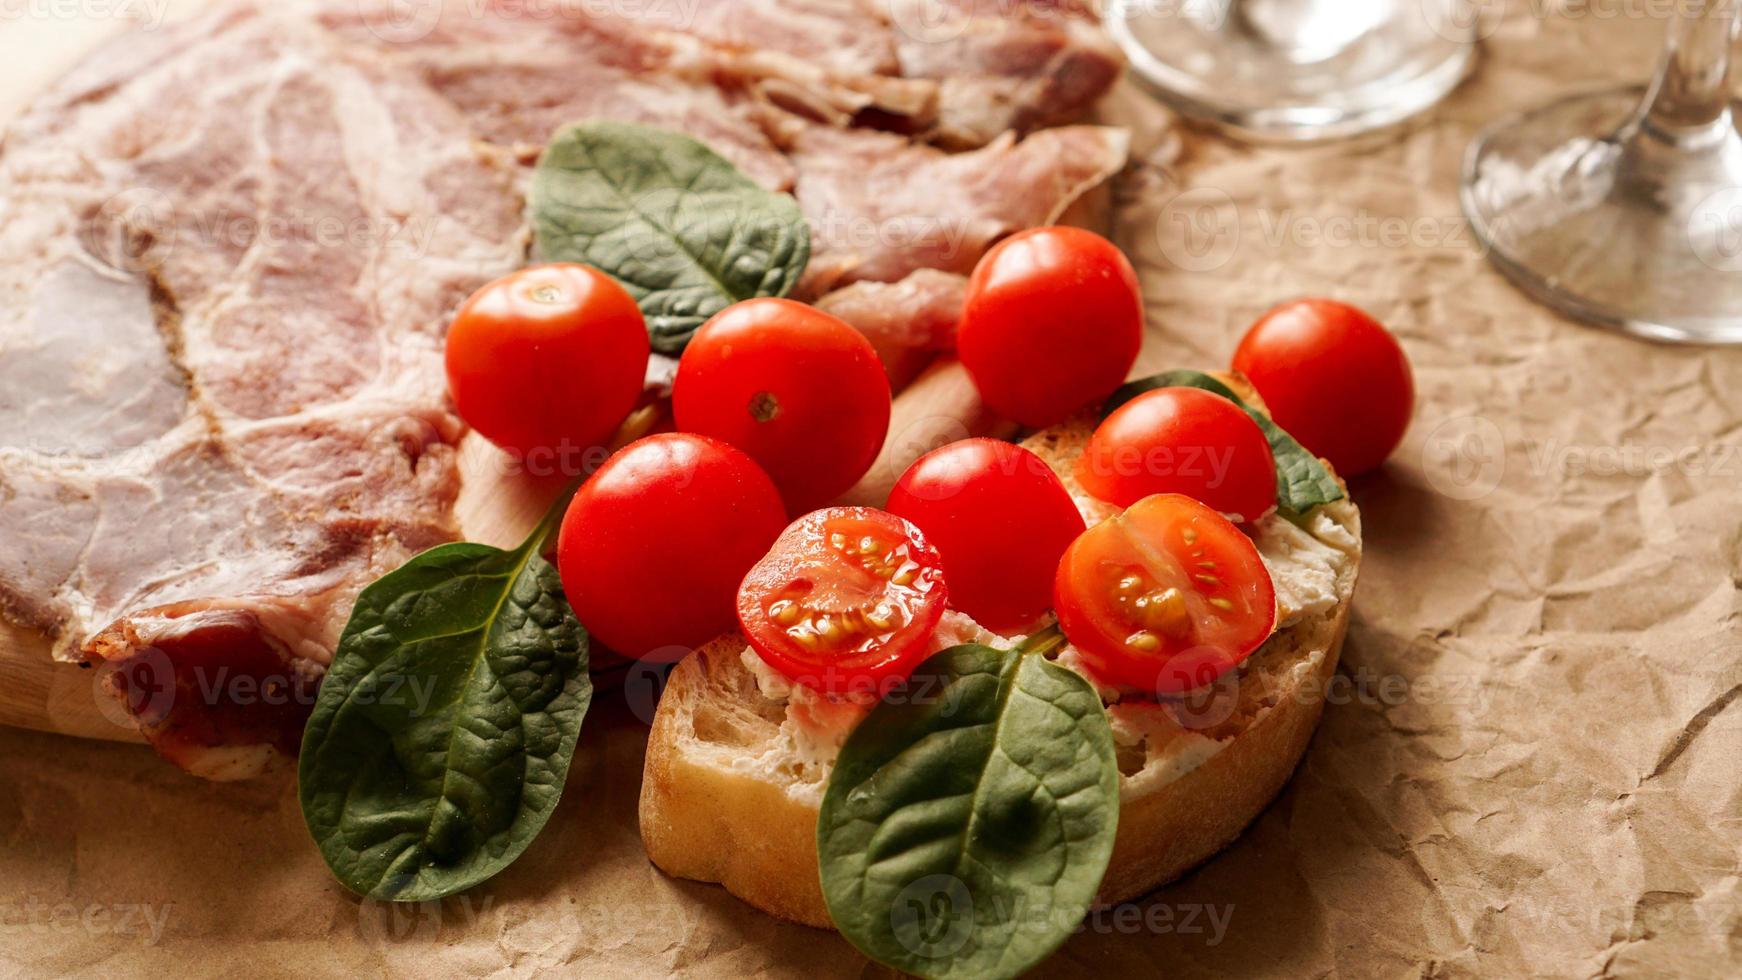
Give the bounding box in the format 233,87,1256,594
738,507,948,695
1055,494,1276,695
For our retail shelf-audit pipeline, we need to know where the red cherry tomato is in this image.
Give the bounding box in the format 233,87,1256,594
1232,299,1415,476
559,433,786,661
886,439,1085,632
674,298,890,513
445,264,649,459
1076,387,1277,521
957,227,1143,429
738,507,948,696
1055,494,1276,695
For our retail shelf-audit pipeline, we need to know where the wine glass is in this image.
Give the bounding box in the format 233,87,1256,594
1461,1,1742,344
1105,0,1477,141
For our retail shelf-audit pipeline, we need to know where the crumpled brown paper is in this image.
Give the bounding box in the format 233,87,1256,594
5,8,1742,978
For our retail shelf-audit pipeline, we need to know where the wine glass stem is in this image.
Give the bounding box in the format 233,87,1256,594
1637,0,1742,146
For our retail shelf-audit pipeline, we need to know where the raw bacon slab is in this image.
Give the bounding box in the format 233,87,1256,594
0,7,525,777
785,122,1130,293
0,0,1127,778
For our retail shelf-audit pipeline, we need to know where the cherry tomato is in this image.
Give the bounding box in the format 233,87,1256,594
674,298,890,513
957,227,1143,428
1232,298,1414,476
1076,387,1277,521
1055,494,1276,695
886,439,1085,631
738,507,948,695
445,264,650,458
559,433,786,661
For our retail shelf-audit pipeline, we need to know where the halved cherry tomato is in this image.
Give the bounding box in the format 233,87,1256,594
674,298,890,513
1055,494,1276,695
1233,298,1414,476
559,433,787,661
957,227,1143,428
738,507,948,695
445,264,650,458
887,439,1085,632
1076,386,1277,521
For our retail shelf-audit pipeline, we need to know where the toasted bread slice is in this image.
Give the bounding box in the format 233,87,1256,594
640,379,1362,929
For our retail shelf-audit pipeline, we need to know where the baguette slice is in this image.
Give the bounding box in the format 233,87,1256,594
640,379,1361,929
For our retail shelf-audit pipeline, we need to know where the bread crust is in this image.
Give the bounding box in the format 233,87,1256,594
639,383,1359,929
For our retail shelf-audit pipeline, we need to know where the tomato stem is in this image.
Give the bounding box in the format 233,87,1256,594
1015,621,1065,659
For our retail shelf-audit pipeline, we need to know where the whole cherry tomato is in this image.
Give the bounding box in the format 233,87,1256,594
674,298,890,513
957,227,1143,429
1055,494,1276,695
738,507,948,696
559,433,786,660
1076,387,1277,521
445,264,649,459
886,439,1085,631
1232,298,1414,476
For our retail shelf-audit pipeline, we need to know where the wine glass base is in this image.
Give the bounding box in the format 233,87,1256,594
1462,87,1742,345
1106,0,1475,142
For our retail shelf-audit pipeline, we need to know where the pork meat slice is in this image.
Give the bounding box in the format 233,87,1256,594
887,0,1125,148
317,0,804,189
325,0,1116,151
782,120,1130,294
0,6,524,777
815,269,966,387
611,0,1122,146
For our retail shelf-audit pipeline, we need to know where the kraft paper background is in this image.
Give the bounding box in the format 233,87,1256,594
3,4,1739,977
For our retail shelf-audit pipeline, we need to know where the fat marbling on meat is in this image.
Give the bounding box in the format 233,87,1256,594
0,7,524,778
0,0,1126,778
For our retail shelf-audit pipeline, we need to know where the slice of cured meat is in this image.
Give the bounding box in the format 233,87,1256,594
781,121,1130,293
0,7,525,777
0,0,1128,779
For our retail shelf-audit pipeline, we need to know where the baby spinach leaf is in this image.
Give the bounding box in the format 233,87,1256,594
530,120,810,354
298,511,589,902
818,642,1119,980
1106,368,1345,515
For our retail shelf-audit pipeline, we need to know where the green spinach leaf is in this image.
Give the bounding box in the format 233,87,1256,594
530,120,810,354
817,642,1119,980
298,510,589,901
1106,368,1345,515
